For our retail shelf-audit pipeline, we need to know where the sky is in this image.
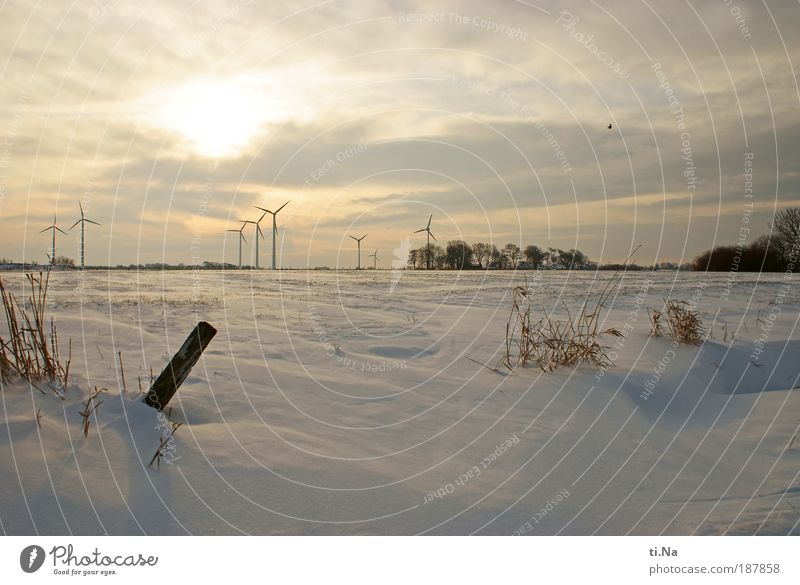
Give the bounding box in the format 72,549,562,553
0,0,798,268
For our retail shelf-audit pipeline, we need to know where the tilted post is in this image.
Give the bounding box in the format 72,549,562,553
144,321,217,410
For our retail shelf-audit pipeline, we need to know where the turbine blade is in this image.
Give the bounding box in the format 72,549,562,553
240,233,248,244
79,201,85,217
349,235,357,241
257,224,264,238
257,210,268,222
275,200,290,213
256,206,274,214
40,226,53,233
414,228,426,233
85,219,101,226
427,214,432,228
429,231,437,242
361,234,368,240
56,227,68,235
69,220,81,230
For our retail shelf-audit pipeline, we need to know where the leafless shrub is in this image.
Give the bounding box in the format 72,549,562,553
0,272,71,391
501,274,624,372
649,299,704,344
79,386,106,438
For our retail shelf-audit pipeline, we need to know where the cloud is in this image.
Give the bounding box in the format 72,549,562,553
1,0,798,265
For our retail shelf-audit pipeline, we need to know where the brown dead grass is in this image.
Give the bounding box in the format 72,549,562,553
649,299,704,344
0,271,71,392
501,273,624,372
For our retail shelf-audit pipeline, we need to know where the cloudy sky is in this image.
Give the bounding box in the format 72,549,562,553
1,0,798,267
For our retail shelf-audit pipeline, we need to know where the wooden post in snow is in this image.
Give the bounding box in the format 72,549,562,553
144,321,217,410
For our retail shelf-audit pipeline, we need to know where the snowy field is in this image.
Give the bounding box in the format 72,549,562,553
1,269,798,535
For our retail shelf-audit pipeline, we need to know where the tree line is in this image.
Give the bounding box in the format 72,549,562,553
406,208,800,273
407,242,592,270
691,208,800,272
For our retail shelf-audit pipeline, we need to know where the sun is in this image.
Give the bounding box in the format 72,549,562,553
155,78,270,157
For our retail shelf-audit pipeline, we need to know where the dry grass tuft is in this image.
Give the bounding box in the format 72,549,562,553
649,299,704,344
501,274,624,372
0,272,71,392
78,386,106,437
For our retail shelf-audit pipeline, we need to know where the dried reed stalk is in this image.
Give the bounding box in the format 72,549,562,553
149,421,182,468
502,273,624,372
0,271,70,390
79,386,106,437
649,298,704,344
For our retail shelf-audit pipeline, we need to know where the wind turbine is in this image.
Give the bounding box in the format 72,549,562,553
349,234,368,269
40,213,67,265
414,214,437,269
255,201,290,270
369,249,379,270
241,210,267,269
226,223,248,269
69,202,100,269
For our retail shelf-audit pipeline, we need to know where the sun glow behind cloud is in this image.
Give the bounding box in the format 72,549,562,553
149,76,290,157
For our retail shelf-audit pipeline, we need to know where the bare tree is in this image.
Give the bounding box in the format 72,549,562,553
503,243,521,269
408,249,418,269
472,243,490,268
524,245,545,268
561,248,587,269
445,240,473,269
771,207,800,259
431,245,446,269
546,247,561,267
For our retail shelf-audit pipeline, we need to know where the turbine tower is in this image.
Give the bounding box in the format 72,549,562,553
349,234,368,269
255,201,290,270
226,223,248,269
369,249,379,270
241,211,266,269
40,213,67,265
414,214,437,269
69,202,100,269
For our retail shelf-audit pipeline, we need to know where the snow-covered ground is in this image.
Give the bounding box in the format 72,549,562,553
1,269,798,535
